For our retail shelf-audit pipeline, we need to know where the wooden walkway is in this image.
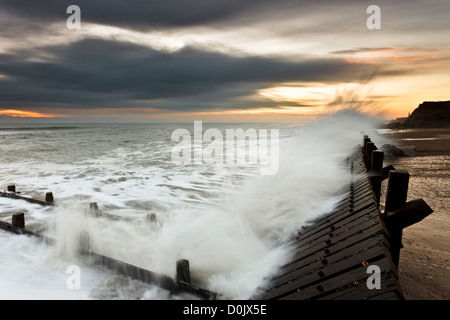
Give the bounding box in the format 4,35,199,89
1,135,433,300
257,137,433,300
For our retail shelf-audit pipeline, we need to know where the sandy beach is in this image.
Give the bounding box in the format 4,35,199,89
380,128,450,300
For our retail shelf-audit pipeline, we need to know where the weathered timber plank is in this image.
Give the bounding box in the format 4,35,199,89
352,178,372,190
352,188,375,203
261,235,388,300
271,234,387,288
280,218,387,279
292,202,379,247
278,252,396,300
319,272,402,300
295,200,371,240
290,207,381,252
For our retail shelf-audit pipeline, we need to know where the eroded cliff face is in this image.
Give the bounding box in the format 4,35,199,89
403,101,450,128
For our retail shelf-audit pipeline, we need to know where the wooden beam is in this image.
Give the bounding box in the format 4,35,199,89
384,199,433,230
378,165,396,181
0,219,40,238
88,202,136,222
0,191,54,206
77,232,216,299
88,251,217,300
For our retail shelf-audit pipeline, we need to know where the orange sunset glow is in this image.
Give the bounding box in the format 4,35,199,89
0,109,61,118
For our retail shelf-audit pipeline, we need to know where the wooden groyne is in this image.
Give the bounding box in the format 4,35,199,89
256,135,433,300
0,186,217,300
0,185,54,206
0,134,434,300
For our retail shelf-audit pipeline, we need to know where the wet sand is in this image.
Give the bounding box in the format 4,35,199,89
379,128,450,300
385,128,450,156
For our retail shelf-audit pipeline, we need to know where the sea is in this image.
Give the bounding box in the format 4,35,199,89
0,111,387,300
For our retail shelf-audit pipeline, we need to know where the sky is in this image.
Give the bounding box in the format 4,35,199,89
0,0,449,123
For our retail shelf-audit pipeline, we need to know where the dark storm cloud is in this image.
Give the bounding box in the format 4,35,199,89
0,38,375,110
0,0,307,30
2,0,445,115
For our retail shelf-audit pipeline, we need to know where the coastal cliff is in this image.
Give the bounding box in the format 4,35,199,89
402,101,450,128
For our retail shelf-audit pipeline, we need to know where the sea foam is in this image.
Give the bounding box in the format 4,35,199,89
0,111,385,299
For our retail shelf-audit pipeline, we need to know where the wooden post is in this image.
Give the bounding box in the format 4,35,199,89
365,142,376,169
384,170,410,268
45,192,54,204
176,259,191,284
79,231,90,254
12,213,25,228
371,150,384,172
363,136,370,154
385,170,409,212
147,213,156,222
90,202,99,216
370,150,384,203
7,185,16,193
